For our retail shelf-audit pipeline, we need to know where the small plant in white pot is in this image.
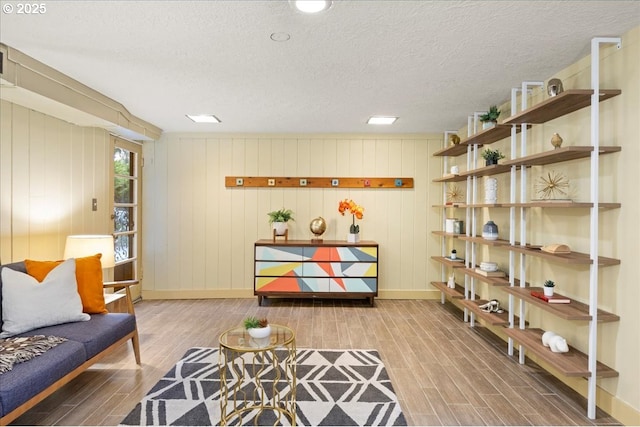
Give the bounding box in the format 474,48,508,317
243,316,271,339
479,105,501,130
267,208,294,236
543,280,555,297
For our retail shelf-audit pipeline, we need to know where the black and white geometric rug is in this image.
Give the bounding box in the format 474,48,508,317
121,347,407,426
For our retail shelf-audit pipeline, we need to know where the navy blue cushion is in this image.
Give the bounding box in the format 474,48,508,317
0,339,86,417
21,313,136,359
0,262,27,330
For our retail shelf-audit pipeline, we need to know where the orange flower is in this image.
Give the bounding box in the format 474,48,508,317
338,199,364,233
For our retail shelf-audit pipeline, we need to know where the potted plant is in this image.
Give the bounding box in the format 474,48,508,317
543,280,555,297
479,105,501,129
338,199,364,243
243,316,271,339
267,208,294,236
481,148,506,166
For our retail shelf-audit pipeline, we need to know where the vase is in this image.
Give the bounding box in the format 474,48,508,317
485,158,498,166
248,325,271,339
273,222,288,236
482,220,499,240
347,233,360,243
544,286,554,297
550,133,563,149
482,121,496,130
485,177,497,204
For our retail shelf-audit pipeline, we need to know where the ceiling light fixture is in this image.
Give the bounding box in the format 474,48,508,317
290,0,333,14
186,114,221,124
367,116,398,125
270,32,291,42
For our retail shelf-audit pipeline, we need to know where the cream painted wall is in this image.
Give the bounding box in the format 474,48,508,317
444,27,639,422
141,134,443,300
0,100,113,263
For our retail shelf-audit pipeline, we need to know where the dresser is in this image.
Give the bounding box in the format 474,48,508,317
254,240,379,306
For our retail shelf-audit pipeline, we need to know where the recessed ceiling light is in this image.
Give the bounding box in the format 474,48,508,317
367,116,398,125
186,114,221,123
290,0,333,14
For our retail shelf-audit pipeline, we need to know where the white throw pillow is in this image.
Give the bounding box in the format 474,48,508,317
1,258,90,338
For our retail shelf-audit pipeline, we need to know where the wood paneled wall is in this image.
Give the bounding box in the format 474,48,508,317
141,134,443,299
0,100,112,263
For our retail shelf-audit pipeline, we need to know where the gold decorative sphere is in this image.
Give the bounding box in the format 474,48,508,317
310,217,327,238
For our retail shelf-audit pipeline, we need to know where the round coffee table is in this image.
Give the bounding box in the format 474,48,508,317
218,324,296,426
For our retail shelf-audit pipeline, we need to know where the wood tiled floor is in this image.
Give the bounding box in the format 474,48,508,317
12,298,621,426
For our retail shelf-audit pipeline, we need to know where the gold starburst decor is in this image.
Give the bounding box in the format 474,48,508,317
447,184,464,203
535,170,570,200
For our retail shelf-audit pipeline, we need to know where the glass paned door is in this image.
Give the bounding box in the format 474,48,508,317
112,137,142,300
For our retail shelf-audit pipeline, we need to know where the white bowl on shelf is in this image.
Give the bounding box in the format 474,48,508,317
480,262,498,272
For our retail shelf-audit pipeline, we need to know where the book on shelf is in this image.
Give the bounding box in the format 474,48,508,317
530,291,570,304
445,257,464,262
474,268,506,277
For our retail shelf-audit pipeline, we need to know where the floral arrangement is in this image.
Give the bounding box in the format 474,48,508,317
338,199,364,234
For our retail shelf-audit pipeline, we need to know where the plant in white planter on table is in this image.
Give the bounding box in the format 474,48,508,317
543,279,555,297
267,208,294,236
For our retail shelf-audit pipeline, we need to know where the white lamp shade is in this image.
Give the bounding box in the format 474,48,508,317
64,235,115,269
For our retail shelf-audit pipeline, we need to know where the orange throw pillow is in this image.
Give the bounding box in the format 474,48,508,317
25,254,108,314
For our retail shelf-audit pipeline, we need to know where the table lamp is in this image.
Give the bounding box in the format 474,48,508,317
64,235,115,269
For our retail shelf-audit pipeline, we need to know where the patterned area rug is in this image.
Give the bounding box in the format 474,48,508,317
121,348,407,426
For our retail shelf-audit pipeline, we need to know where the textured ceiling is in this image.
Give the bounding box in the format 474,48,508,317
1,1,639,135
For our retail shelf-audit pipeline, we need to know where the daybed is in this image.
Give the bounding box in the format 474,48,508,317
0,259,140,426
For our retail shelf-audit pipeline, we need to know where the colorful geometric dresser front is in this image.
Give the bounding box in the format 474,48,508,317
254,240,379,306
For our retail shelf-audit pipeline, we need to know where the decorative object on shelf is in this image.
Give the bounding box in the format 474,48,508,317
478,299,504,314
480,261,498,272
547,78,564,97
447,275,456,289
550,133,563,149
450,165,459,175
482,220,499,240
453,220,464,234
268,208,294,241
535,170,570,200
445,218,457,233
479,105,501,129
446,184,464,204
481,148,505,166
309,216,327,242
531,291,570,304
540,243,571,254
450,249,457,260
338,199,364,243
448,134,461,145
543,280,555,297
484,177,498,203
474,268,505,277
541,330,557,347
243,316,271,339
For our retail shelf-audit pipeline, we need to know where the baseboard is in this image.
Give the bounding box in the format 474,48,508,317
143,289,442,300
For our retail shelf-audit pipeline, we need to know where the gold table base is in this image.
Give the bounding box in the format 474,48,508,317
219,325,296,426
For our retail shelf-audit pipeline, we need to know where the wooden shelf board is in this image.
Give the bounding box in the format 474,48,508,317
456,164,511,179
507,245,620,266
502,89,622,125
462,124,528,147
504,328,618,378
430,281,465,299
502,146,621,168
458,236,511,247
433,174,468,183
431,231,463,238
459,299,512,326
501,286,619,322
431,256,467,268
225,176,413,189
503,201,621,209
462,267,514,286
433,144,471,158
